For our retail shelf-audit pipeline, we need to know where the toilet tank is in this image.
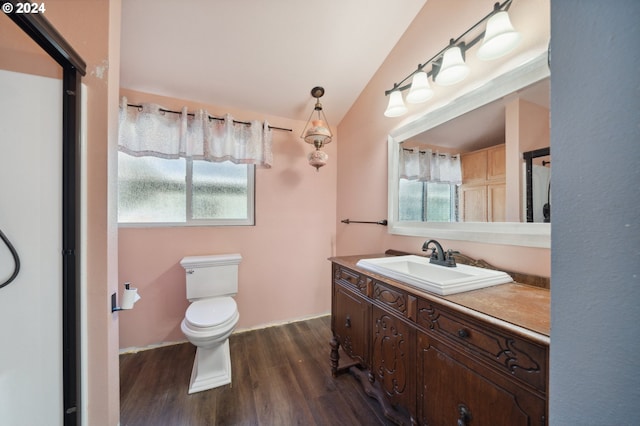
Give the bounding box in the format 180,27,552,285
180,254,242,301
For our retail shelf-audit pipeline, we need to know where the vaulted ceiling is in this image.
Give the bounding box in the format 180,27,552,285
119,0,427,126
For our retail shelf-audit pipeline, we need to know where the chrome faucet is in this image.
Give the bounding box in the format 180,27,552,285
422,239,458,267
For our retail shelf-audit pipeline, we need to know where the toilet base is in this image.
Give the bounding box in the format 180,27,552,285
188,339,232,394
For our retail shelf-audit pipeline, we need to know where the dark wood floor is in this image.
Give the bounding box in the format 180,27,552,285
120,315,395,426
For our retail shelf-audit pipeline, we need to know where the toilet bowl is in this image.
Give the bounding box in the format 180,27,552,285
180,254,241,394
181,297,239,348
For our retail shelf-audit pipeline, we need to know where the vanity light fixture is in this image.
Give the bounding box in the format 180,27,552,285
434,41,470,86
405,70,434,104
384,90,409,117
384,0,521,117
301,86,333,171
477,8,522,60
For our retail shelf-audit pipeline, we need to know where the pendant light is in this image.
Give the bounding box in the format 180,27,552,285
384,90,408,117
301,86,332,171
406,71,434,104
477,9,521,60
434,41,470,86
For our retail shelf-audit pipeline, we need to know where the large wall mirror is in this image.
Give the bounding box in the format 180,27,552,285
388,53,550,248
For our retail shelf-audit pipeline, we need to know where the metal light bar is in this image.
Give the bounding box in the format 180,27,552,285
384,0,513,96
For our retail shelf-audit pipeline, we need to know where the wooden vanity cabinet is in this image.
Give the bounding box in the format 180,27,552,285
416,299,546,425
461,144,505,183
333,282,369,367
417,331,545,426
460,144,506,222
331,266,371,369
371,304,416,418
330,260,549,426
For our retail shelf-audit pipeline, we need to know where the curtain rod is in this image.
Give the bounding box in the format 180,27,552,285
125,103,292,132
402,147,458,159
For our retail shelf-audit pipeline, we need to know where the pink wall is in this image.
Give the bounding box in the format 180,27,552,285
45,1,122,425
0,13,61,78
118,89,337,349
336,0,551,277
5,0,552,423
505,99,550,221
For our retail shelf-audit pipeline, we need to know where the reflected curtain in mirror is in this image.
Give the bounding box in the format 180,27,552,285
398,147,461,222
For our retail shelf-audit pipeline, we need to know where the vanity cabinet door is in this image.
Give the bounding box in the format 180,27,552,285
460,184,487,222
417,331,546,426
371,305,416,418
488,182,506,222
460,144,506,222
487,144,506,181
461,144,506,182
460,183,506,222
333,282,370,367
461,150,487,183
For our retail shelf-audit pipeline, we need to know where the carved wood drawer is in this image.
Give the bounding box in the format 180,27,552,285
417,299,547,392
372,281,416,320
333,265,370,296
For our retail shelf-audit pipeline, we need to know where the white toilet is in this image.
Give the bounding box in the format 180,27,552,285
180,253,241,394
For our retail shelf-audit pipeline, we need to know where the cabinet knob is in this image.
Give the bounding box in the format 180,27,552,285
345,316,351,328
457,328,469,338
457,404,472,426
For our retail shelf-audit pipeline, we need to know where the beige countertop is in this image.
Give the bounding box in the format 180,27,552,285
330,254,550,344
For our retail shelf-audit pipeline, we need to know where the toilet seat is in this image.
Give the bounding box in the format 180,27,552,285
184,296,238,330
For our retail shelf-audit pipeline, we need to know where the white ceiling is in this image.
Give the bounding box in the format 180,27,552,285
405,78,550,152
119,0,428,126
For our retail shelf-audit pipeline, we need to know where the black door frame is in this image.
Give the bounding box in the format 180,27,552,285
5,3,86,425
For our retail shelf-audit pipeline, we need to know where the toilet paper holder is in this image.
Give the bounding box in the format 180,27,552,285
111,282,141,312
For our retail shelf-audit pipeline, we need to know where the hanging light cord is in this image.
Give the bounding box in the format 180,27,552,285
385,0,513,96
0,228,20,290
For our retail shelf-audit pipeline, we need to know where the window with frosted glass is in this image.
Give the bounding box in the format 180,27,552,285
118,152,254,226
398,179,459,222
191,160,249,220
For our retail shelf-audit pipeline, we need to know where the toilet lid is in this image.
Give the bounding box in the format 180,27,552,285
185,297,237,328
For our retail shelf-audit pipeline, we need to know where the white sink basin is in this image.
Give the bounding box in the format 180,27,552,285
356,255,513,295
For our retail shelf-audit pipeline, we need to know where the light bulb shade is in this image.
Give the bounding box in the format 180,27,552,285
308,149,328,170
303,119,332,147
384,90,408,117
435,45,470,86
406,71,434,104
477,11,522,60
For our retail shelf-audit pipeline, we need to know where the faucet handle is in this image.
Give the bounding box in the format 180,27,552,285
427,247,439,258
445,249,459,267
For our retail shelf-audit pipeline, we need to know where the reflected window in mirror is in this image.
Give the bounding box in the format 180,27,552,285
394,76,549,225
386,54,551,248
398,146,462,222
399,180,459,222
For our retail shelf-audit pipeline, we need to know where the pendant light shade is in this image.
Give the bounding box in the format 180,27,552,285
406,71,434,104
477,11,522,60
301,86,334,171
435,45,470,86
308,149,328,171
303,120,332,146
384,90,408,117
301,86,333,149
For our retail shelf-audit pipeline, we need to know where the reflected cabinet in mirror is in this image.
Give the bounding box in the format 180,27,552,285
388,53,551,248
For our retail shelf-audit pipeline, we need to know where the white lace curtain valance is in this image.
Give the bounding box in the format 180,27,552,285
399,146,462,184
118,97,273,167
